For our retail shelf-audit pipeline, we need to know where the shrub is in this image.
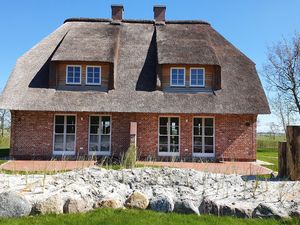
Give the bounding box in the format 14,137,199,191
123,145,137,169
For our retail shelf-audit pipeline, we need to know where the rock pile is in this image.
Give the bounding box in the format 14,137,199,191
0,167,299,218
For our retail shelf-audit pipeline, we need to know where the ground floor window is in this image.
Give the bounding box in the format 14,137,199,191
158,117,180,156
193,117,214,156
89,116,111,155
53,115,76,154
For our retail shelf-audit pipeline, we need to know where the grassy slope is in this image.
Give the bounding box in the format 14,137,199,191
0,208,297,225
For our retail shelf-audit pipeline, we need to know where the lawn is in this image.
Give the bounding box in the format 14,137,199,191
256,134,285,172
0,208,298,225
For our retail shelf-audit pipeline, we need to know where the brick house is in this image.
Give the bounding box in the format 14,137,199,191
0,5,270,161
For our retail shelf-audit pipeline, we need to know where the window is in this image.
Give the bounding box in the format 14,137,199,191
190,68,205,87
66,66,81,84
54,115,76,154
86,66,101,85
193,117,214,156
159,117,180,155
170,68,185,86
89,116,111,155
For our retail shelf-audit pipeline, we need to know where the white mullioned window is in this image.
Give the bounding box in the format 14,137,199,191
170,67,185,86
193,117,215,157
190,68,205,87
158,117,180,156
86,66,101,85
66,65,81,84
89,116,111,155
53,115,76,155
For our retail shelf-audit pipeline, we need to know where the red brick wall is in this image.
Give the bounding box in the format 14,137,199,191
10,111,257,161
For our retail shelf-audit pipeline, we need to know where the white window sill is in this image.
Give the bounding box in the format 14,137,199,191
158,152,180,157
53,151,76,156
88,151,111,156
192,153,215,158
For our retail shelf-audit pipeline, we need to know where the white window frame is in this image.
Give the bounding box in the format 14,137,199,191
86,66,102,85
88,115,112,156
192,116,215,158
170,67,186,87
158,116,180,157
66,65,82,85
189,67,205,87
53,114,77,156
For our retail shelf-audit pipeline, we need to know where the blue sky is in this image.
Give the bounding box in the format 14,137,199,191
1,0,300,131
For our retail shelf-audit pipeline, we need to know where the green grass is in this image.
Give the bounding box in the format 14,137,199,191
0,134,10,149
0,160,7,165
256,134,281,172
0,208,298,225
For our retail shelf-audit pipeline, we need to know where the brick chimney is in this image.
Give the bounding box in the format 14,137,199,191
153,5,166,24
111,4,124,21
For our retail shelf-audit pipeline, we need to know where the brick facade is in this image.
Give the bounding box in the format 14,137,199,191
10,111,257,161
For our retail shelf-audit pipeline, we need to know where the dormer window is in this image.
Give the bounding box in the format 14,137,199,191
170,67,185,86
66,65,81,85
86,66,101,85
190,68,205,87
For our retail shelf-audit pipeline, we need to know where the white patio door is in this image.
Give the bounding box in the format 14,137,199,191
53,115,76,155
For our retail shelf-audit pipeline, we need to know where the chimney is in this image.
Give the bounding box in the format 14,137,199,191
111,4,124,21
153,5,166,24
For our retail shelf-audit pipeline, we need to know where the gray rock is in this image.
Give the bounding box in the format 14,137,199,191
253,203,290,219
149,194,174,212
32,195,64,215
0,192,31,218
199,197,219,215
174,200,199,215
63,197,92,213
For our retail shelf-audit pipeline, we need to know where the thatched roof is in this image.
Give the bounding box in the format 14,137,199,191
0,18,270,114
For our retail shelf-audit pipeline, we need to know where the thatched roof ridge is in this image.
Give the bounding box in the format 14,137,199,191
0,19,270,114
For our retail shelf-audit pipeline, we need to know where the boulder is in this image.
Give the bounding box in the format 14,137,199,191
125,191,149,209
149,194,174,212
0,192,31,217
174,200,199,215
199,197,219,215
253,203,290,219
63,197,92,213
32,195,64,215
96,199,122,209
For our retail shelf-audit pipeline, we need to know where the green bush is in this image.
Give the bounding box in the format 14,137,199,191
122,145,137,169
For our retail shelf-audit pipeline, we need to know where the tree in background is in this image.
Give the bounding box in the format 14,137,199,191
264,32,300,133
0,109,10,137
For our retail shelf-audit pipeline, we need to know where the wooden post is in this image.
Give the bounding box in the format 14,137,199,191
278,142,287,178
286,126,300,181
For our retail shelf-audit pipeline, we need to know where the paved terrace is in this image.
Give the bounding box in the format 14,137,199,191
0,160,273,175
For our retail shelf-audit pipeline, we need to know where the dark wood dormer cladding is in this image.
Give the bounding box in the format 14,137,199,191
159,64,221,93
49,61,113,92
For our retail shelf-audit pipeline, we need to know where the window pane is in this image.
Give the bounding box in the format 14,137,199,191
204,145,214,153
87,78,93,83
89,143,99,152
170,145,179,152
170,136,179,145
66,125,75,134
159,145,168,152
205,127,214,136
90,135,99,143
87,67,93,73
170,118,179,126
194,127,201,136
205,137,214,146
194,137,202,146
193,146,202,153
205,118,213,127
94,67,100,73
54,135,64,151
55,125,64,133
74,77,80,83
159,126,168,135
101,135,110,152
90,125,99,134
170,126,179,135
55,116,64,125
67,116,75,125
67,67,73,73
159,136,168,145
94,77,100,83
91,116,99,125
75,67,80,73
101,116,111,134
194,118,202,126
65,135,75,151
160,117,168,126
